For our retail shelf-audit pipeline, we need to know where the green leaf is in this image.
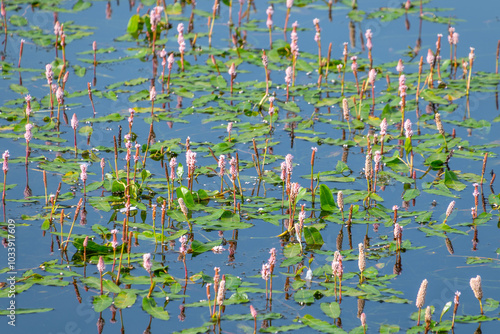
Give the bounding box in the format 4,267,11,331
127,14,140,34
102,279,121,293
10,83,29,95
191,239,222,256
280,255,303,267
300,314,344,333
176,186,195,208
93,295,113,312
260,324,307,333
10,15,28,27
114,291,137,309
320,302,340,318
88,197,112,212
465,257,493,264
0,308,53,315
142,297,170,320
304,226,324,247
294,290,315,304
283,243,301,258
403,189,420,201
444,170,466,191
483,298,499,312
420,89,449,104
216,75,227,89
440,301,452,322
73,0,92,11
379,324,400,333
319,184,335,211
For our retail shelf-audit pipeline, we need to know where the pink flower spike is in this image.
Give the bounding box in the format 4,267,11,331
396,59,404,73
80,164,88,182
97,256,105,273
71,113,78,130
2,150,9,172
24,123,33,142
149,86,156,102
250,305,257,319
368,69,377,85
228,63,236,76
143,253,152,273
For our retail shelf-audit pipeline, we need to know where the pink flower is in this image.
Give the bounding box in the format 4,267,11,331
365,29,373,50
351,56,358,72
368,69,377,85
45,64,53,85
396,59,404,72
268,248,277,266
229,157,237,180
2,150,9,172
167,53,175,70
169,157,177,180
71,113,78,130
298,206,306,228
97,256,105,273
426,49,435,65
286,0,293,9
454,291,461,305
54,21,61,36
128,108,134,125
177,23,184,34
380,118,387,136
285,66,293,85
160,48,167,59
285,154,293,176
452,32,459,45
360,313,366,326
261,263,270,280
143,253,152,273
446,201,455,218
250,305,257,319
24,123,33,142
262,53,268,67
56,86,64,105
186,149,197,170
365,29,373,40
218,155,226,177
394,223,402,239
314,32,320,43
228,63,236,76
149,86,156,102
404,119,413,138
280,161,287,182
80,164,88,182
150,6,163,30
332,251,343,278
469,47,475,62
211,245,225,254
374,151,381,172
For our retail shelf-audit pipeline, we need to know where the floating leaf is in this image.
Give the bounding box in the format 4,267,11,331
142,297,170,320
319,184,335,211
114,291,137,309
294,290,315,304
93,295,112,312
320,302,340,319
304,226,324,247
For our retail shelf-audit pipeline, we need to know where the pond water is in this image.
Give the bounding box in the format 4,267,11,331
0,0,499,333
